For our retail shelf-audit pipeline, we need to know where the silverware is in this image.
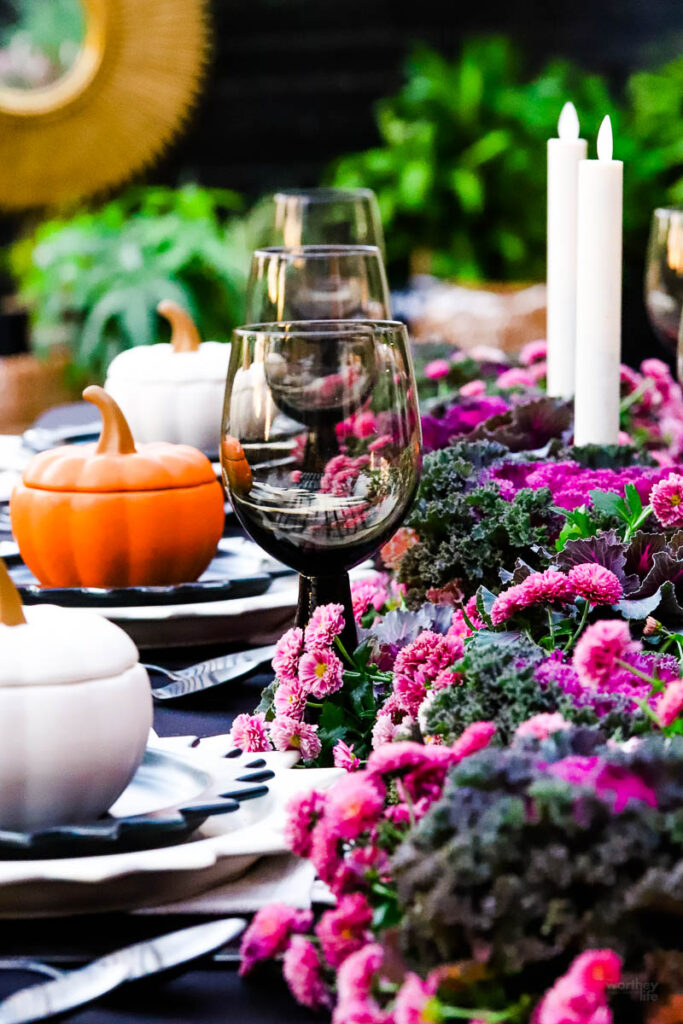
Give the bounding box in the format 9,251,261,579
0,918,246,1024
146,643,277,701
22,425,100,454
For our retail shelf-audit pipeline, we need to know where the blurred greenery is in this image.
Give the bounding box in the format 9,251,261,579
7,35,683,376
329,37,683,282
7,184,251,379
0,0,85,87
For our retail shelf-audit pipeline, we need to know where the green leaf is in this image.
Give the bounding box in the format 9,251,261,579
589,490,627,519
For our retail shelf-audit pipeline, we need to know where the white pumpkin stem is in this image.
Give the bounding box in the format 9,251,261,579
83,386,137,455
157,300,202,353
0,558,26,626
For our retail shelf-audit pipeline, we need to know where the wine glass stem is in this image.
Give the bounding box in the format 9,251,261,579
296,572,358,653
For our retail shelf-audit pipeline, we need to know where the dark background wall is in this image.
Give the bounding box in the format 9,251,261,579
157,0,683,196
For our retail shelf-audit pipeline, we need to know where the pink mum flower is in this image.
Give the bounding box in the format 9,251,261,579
273,677,308,720
520,339,548,366
272,627,304,683
325,770,386,840
304,603,345,649
393,631,463,714
371,713,402,749
393,972,438,1024
491,570,572,625
460,378,486,396
656,678,683,726
515,712,571,741
533,949,620,1024
284,788,325,857
299,647,344,697
230,712,271,753
465,595,484,629
309,819,343,888
573,620,640,688
352,579,388,622
336,943,384,1009
650,472,683,528
424,358,451,380
270,715,321,761
282,936,332,1011
239,903,313,976
566,563,623,605
333,739,362,771
497,367,535,389
451,721,496,761
316,893,373,967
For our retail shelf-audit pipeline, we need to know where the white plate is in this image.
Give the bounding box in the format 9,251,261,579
0,735,342,918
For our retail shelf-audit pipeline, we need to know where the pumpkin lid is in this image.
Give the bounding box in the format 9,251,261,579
105,301,230,385
22,387,218,493
0,604,140,687
0,563,139,686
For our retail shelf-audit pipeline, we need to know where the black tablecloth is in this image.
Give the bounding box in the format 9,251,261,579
0,666,325,1023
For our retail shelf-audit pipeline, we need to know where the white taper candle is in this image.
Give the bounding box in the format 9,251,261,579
574,115,623,447
546,102,587,398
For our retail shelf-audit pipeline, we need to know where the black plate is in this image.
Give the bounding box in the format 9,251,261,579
0,749,270,860
15,572,271,608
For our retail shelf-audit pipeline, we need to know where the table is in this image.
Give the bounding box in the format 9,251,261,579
0,665,325,1023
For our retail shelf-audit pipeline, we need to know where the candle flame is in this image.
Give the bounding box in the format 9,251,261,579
597,115,613,161
558,101,579,141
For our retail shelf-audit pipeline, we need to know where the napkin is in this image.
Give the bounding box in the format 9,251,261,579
134,853,317,916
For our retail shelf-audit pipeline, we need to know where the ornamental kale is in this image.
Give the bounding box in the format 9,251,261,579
399,442,561,601
392,731,683,984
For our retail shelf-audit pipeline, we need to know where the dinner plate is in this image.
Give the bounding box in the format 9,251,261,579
0,737,342,918
0,746,272,860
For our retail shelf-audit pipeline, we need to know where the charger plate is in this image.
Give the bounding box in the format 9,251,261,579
0,736,342,918
0,747,272,860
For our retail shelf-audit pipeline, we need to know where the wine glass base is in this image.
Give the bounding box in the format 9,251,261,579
296,572,358,653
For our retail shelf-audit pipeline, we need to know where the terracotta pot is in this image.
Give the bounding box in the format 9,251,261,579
0,347,80,434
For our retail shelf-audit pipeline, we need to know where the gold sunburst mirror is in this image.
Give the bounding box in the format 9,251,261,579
0,0,209,209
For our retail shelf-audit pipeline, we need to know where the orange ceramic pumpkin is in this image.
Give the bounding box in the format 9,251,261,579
11,387,225,588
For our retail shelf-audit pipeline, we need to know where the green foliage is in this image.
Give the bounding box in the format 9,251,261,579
398,441,560,601
329,37,683,282
7,184,251,378
1,0,85,77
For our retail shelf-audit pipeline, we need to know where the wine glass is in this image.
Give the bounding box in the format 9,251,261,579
246,245,392,323
252,187,386,257
645,207,683,358
221,320,421,650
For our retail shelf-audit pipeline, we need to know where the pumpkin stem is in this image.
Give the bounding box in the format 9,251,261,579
83,386,137,455
0,558,26,626
157,300,202,353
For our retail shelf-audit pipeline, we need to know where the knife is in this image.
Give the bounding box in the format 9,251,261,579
0,919,246,1024
146,643,278,701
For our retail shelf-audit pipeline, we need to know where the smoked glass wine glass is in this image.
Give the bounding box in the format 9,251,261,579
221,321,421,651
645,208,683,360
246,245,391,323
252,187,386,257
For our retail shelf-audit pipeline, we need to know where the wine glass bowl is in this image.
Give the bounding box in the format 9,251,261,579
253,187,385,254
645,207,683,357
221,321,421,645
246,245,391,323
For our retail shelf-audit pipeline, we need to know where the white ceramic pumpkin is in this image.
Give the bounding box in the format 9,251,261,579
105,301,230,452
0,561,152,831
